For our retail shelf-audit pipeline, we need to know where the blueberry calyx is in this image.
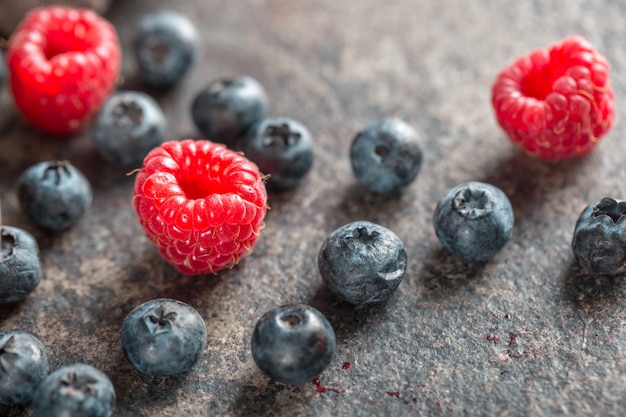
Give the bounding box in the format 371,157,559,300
111,100,145,127
278,311,303,328
144,305,178,335
349,226,380,244
262,123,301,149
240,117,313,192
58,370,99,397
0,335,18,369
591,197,626,223
120,298,207,377
433,181,514,262
0,231,16,260
41,160,71,186
318,221,407,305
32,363,115,417
18,160,93,231
251,304,336,385
349,117,423,194
453,187,494,219
0,331,49,406
0,226,42,304
572,197,626,275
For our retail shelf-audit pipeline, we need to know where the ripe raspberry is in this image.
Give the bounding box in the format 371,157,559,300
491,35,615,160
6,6,121,136
133,139,268,275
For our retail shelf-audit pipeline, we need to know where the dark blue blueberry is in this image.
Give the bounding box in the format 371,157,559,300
433,181,514,262
120,298,207,377
0,330,49,405
17,160,92,231
350,117,423,194
572,197,626,275
191,75,268,149
0,226,42,304
92,91,166,167
251,304,335,385
31,363,115,417
318,221,407,305
241,117,314,192
134,11,200,88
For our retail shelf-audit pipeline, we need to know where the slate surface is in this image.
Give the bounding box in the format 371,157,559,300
2,0,626,416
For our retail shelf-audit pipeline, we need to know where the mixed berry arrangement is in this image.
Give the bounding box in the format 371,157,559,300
0,3,622,416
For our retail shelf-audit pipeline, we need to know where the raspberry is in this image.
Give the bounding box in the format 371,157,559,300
6,6,121,136
133,139,268,275
491,35,615,160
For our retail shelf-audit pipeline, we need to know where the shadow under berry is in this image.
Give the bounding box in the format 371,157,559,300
561,259,626,313
479,149,594,227
306,283,400,341
418,246,488,299
337,182,407,226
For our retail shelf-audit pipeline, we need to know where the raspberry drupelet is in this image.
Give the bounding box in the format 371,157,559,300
7,6,121,136
133,139,268,275
491,35,615,160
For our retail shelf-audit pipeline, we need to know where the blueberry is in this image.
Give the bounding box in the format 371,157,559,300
318,221,407,305
433,181,514,262
191,75,268,148
571,197,626,275
120,298,207,377
92,91,166,167
350,117,423,194
241,117,314,192
31,363,115,417
134,11,200,88
0,226,42,304
251,304,335,385
17,160,92,231
0,330,49,405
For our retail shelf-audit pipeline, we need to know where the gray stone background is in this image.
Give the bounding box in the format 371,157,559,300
2,0,626,416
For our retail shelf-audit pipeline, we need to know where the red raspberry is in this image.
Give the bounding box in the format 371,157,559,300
491,35,615,160
6,6,121,136
133,139,268,275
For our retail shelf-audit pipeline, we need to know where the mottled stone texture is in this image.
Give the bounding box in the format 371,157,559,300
2,0,626,416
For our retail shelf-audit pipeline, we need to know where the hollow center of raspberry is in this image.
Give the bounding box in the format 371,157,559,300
43,38,89,61
453,187,493,219
178,173,228,200
43,28,91,60
592,197,626,223
520,64,564,100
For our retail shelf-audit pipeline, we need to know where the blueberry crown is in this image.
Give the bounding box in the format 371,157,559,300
453,187,494,219
591,197,626,223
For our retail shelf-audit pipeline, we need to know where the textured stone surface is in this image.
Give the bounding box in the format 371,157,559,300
2,0,626,416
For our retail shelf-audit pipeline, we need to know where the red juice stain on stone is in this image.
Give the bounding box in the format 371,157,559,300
386,391,401,397
486,335,500,343
312,376,340,394
342,362,351,370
